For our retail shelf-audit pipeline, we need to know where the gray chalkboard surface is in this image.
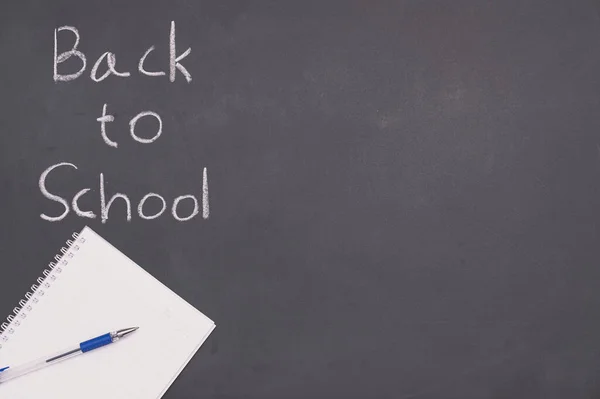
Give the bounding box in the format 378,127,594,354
2,1,600,398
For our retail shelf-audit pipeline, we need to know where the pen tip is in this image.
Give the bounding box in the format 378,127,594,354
113,327,139,340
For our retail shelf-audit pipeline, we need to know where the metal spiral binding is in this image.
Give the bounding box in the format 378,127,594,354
0,231,85,350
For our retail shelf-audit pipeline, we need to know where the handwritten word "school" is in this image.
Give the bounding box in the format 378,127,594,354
40,163,209,223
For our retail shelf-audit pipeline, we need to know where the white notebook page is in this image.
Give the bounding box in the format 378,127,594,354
0,226,215,399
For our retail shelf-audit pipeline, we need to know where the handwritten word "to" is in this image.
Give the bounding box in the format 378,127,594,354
39,163,209,223
54,21,191,82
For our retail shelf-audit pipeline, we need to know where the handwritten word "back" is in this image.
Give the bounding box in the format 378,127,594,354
54,21,191,83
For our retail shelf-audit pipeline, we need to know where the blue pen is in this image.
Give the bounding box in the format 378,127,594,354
0,327,138,384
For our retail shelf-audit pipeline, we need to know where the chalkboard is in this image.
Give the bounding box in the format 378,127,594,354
2,1,600,398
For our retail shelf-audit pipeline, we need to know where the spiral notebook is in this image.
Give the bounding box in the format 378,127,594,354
0,226,215,399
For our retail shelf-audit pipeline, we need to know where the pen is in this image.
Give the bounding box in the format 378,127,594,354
0,327,138,384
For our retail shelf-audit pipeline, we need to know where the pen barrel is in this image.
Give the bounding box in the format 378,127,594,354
0,345,81,384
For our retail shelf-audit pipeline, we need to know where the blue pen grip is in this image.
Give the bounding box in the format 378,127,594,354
80,333,112,353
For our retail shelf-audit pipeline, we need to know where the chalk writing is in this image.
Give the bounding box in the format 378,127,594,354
139,46,165,77
53,26,86,82
90,52,131,82
39,162,209,223
138,193,167,220
42,21,209,224
53,21,192,82
129,111,162,144
97,104,117,148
